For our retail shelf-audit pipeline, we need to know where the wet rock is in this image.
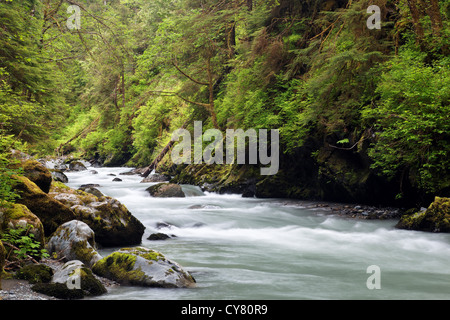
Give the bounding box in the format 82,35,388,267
147,233,171,241
112,178,122,182
92,247,195,288
146,183,185,198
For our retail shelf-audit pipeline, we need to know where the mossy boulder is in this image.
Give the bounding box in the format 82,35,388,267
396,197,450,232
68,161,87,172
32,260,106,299
46,220,102,268
146,183,185,198
12,176,77,236
15,264,53,284
21,160,53,194
0,203,45,247
92,247,196,288
50,182,145,247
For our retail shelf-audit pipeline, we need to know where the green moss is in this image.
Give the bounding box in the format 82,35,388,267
15,264,53,284
396,197,450,232
93,251,146,285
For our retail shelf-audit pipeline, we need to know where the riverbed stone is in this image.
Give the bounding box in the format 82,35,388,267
92,247,196,288
146,183,185,198
396,197,450,232
46,220,102,268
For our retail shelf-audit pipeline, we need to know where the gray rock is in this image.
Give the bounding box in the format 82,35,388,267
46,220,102,268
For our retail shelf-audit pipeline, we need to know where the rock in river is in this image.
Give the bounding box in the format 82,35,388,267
92,247,196,288
146,183,185,198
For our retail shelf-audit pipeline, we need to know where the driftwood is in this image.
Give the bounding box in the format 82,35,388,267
141,120,189,178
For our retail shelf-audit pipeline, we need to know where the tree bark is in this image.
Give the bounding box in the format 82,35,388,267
406,0,424,43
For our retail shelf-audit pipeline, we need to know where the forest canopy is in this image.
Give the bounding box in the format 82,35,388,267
0,0,449,206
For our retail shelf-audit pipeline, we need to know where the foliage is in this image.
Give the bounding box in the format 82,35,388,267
1,225,49,262
362,47,450,193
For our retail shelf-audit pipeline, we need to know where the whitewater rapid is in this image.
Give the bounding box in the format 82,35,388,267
64,166,450,300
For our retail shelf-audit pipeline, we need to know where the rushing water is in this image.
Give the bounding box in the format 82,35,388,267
64,166,450,300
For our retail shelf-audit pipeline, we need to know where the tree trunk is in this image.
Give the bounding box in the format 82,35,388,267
423,0,443,37
407,0,424,43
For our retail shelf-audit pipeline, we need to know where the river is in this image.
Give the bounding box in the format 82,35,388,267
64,166,450,300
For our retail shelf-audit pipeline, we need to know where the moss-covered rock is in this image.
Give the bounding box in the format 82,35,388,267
68,161,87,172
12,176,77,236
31,282,84,300
0,203,45,247
32,260,107,299
396,197,450,232
46,220,102,268
21,160,53,194
146,183,185,198
92,247,196,288
15,264,53,284
49,182,145,247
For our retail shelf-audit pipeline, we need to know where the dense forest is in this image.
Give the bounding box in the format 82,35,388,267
1,0,449,208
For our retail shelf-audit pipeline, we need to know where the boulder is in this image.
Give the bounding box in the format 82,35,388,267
112,178,122,182
68,161,87,172
92,247,196,288
13,176,77,236
46,220,102,268
78,186,104,198
21,160,53,194
50,183,145,247
51,170,69,183
0,203,45,247
396,197,450,232
141,174,171,183
146,183,185,198
32,260,106,299
147,233,171,241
